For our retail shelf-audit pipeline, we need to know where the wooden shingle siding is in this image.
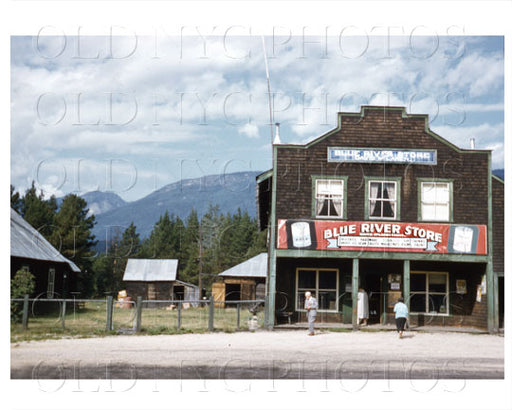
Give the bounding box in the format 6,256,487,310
275,107,489,225
492,177,504,274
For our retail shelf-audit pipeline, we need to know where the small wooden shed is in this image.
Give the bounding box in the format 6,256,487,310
123,259,199,302
213,253,267,308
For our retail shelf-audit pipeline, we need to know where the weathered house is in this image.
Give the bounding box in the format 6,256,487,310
257,106,504,332
212,253,267,307
122,259,199,301
10,208,80,298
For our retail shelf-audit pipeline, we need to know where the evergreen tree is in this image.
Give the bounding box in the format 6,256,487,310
50,194,97,296
146,211,181,259
10,185,22,213
116,222,142,283
20,181,57,239
199,205,224,289
118,222,141,259
92,253,114,297
181,209,200,284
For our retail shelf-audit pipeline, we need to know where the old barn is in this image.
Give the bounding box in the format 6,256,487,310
212,253,267,308
122,258,199,301
11,208,80,298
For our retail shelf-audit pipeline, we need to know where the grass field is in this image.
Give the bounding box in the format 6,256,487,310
11,301,265,342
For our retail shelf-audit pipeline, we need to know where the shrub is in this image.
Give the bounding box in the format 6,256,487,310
11,268,36,323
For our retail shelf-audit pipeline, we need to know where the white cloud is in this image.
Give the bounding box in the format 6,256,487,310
238,123,259,139
11,35,505,199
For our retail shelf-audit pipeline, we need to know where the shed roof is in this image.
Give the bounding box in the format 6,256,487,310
10,208,80,272
123,259,179,282
218,253,268,278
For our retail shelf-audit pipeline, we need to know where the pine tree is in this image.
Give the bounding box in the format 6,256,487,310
180,209,200,284
146,211,179,259
116,222,142,282
19,181,57,240
10,185,22,213
50,194,97,296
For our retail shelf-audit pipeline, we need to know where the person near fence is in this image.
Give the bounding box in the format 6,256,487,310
393,296,409,339
357,287,369,326
304,291,318,336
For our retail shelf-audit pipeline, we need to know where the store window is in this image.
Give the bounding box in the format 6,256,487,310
296,268,338,312
410,271,449,314
365,178,400,220
419,180,452,222
314,178,346,219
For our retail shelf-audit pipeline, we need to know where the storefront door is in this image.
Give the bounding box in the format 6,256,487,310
361,273,384,324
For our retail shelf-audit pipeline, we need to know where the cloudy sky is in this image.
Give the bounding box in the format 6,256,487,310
11,34,504,201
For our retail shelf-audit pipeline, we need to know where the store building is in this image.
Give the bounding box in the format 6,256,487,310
257,106,503,332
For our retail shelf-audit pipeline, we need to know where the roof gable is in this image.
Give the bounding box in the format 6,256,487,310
277,106,490,156
218,253,268,278
10,209,80,272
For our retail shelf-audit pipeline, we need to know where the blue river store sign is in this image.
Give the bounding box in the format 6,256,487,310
327,147,437,165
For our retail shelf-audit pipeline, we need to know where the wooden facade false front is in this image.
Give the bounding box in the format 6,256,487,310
257,106,504,332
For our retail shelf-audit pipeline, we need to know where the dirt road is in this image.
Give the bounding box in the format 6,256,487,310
11,329,504,379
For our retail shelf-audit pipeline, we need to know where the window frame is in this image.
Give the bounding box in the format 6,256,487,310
295,267,339,313
47,267,56,299
311,175,348,220
417,178,453,222
364,176,401,220
410,270,450,315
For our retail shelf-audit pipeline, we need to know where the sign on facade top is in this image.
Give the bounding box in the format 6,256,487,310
278,219,487,255
328,147,437,165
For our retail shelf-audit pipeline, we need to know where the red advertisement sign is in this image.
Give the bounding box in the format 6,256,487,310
277,219,487,255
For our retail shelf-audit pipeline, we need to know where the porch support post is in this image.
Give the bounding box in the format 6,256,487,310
403,260,410,311
351,258,359,330
265,143,278,330
486,263,496,333
486,151,497,334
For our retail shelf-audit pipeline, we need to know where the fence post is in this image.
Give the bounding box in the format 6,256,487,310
22,295,29,331
136,296,142,332
61,298,67,330
106,296,114,331
236,303,241,330
208,296,214,332
177,301,182,331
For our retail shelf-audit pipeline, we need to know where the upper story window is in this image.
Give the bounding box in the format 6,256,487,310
313,177,346,219
419,180,452,222
365,178,401,220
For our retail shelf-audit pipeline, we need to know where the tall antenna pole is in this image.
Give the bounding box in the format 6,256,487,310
261,36,274,145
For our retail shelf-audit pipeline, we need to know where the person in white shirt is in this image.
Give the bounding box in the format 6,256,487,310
304,291,318,336
357,288,369,326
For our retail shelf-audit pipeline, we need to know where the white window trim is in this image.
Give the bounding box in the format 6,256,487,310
419,181,452,222
410,270,450,316
314,179,345,219
295,268,339,313
368,180,398,220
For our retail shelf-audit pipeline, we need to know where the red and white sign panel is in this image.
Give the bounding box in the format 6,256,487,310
277,219,487,255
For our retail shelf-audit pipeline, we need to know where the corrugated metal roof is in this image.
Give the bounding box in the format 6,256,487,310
123,259,178,282
10,208,81,272
218,253,268,278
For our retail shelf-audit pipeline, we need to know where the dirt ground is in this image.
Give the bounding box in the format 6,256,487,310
11,329,504,379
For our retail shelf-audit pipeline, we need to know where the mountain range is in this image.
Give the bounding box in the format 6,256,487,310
78,168,504,242
87,171,261,240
